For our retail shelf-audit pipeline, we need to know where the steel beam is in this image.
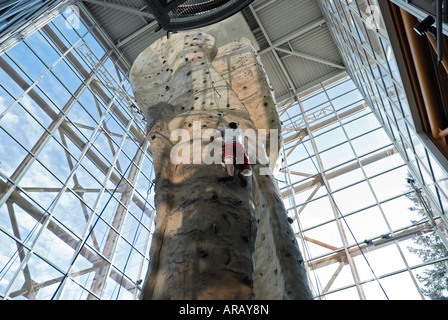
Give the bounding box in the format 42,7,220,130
82,0,154,19
276,47,345,69
258,18,327,56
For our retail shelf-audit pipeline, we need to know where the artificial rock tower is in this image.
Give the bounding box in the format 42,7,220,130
130,31,312,300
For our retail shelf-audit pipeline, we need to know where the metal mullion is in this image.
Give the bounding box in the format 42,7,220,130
105,169,144,214
77,95,142,181
115,143,152,208
336,108,375,129
304,100,369,139
315,128,388,159
328,161,405,197
63,120,114,170
71,28,132,111
52,114,135,299
76,127,116,168
15,72,66,116
382,108,444,205
67,121,131,142
113,147,138,176
92,94,123,173
425,148,448,215
130,181,155,208
299,191,414,238
372,76,412,129
324,82,423,299
47,16,82,51
114,95,135,120
48,20,117,90
369,63,401,116
76,2,132,72
0,204,103,299
0,223,34,259
287,161,408,216
70,130,128,202
100,102,133,135
116,156,148,196
125,205,154,239
0,226,93,298
286,169,386,217
23,32,90,87
63,76,139,198
280,151,318,173
348,1,403,90
133,155,153,184
366,77,411,139
0,55,109,208
0,83,56,139
1,60,122,298
281,138,323,297
3,45,108,196
323,254,448,298
43,31,94,84
0,35,87,120
1,71,117,184
94,138,149,299
0,90,96,188
56,257,103,300
282,135,392,178
0,0,43,25
304,217,432,271
405,131,448,219
295,94,368,299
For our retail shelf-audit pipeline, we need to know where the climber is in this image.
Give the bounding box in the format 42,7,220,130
215,122,252,187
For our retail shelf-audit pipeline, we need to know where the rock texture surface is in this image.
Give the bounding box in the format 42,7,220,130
130,31,312,300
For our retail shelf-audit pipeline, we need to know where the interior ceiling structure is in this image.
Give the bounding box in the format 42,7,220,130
80,0,346,102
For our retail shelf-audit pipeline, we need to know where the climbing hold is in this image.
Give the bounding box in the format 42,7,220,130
243,276,253,287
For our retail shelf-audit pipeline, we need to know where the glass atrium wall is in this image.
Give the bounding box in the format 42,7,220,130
320,0,448,229
0,5,155,300
278,75,433,299
276,0,448,299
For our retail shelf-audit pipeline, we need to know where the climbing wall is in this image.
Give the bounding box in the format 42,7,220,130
130,31,312,300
